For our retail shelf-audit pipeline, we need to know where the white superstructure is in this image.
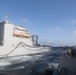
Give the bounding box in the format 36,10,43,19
0,20,32,46
0,20,50,57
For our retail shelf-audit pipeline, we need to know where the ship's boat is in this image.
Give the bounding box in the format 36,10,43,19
23,33,30,38
13,32,30,38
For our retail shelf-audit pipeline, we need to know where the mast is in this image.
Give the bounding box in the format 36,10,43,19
4,11,9,22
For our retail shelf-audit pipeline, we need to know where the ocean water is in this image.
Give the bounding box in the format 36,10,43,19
0,47,65,75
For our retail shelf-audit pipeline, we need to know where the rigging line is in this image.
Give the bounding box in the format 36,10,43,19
22,45,43,51
0,42,46,57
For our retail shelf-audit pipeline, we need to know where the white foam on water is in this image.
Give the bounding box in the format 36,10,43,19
48,62,58,69
0,54,43,68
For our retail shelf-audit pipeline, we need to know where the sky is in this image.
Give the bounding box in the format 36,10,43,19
0,0,76,46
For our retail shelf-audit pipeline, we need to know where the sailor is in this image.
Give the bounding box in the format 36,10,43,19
67,48,71,56
71,46,76,57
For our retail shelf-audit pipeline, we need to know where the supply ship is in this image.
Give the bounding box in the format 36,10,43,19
0,17,51,75
0,18,50,57
0,18,50,71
